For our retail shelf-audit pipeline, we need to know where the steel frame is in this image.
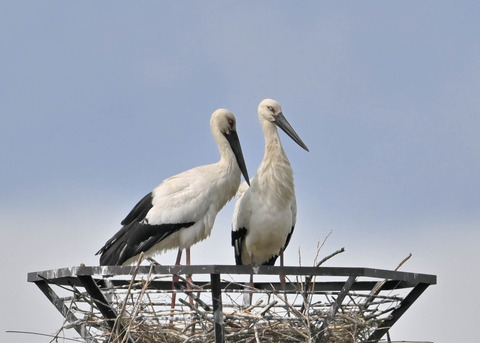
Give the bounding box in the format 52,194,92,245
28,265,436,343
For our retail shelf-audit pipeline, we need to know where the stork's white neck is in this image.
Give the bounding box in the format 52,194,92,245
255,120,295,209
217,138,239,173
261,119,282,148
211,131,242,199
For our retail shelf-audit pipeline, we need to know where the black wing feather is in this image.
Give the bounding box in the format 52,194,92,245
261,225,295,266
262,254,278,266
231,227,247,265
231,225,295,266
283,225,295,252
121,192,154,226
97,221,195,266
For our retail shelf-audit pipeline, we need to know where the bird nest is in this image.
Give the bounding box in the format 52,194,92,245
40,249,416,343
53,272,397,343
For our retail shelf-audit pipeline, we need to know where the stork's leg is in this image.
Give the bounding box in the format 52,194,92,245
242,272,254,307
249,273,254,305
186,247,192,283
248,253,255,305
279,252,286,290
170,249,183,325
172,248,183,288
185,247,194,307
242,254,255,306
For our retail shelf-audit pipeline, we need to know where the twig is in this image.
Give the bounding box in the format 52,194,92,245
301,247,346,315
371,252,413,297
259,300,278,317
362,253,414,314
244,299,264,312
112,252,145,343
126,260,155,329
313,230,333,266
174,281,211,311
253,324,261,343
6,331,85,342
394,253,412,271
42,246,412,343
315,247,345,268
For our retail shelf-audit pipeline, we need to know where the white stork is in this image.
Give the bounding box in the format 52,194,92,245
232,99,308,284
97,108,250,267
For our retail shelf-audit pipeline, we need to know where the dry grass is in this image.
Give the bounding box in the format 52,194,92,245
45,246,409,343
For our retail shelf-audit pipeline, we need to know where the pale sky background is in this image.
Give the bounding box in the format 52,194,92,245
1,2,479,342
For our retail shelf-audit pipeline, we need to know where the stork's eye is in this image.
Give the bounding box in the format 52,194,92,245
267,106,274,112
228,118,234,129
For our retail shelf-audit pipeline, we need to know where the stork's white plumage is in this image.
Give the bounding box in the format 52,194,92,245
97,109,250,266
232,99,308,267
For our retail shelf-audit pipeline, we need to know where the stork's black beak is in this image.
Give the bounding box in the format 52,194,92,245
224,130,250,186
275,112,309,151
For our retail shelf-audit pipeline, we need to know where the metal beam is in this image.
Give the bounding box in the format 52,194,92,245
34,280,98,343
77,275,136,343
28,277,416,293
367,282,431,342
77,275,118,328
210,273,225,343
27,265,437,285
319,275,357,342
28,265,436,343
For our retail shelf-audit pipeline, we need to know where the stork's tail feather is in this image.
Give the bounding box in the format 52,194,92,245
97,221,195,266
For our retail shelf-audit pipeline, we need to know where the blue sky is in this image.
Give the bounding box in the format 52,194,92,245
1,2,479,342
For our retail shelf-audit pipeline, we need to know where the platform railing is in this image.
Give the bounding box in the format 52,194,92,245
28,265,436,343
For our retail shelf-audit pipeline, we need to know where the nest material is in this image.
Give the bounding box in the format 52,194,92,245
54,268,403,343
48,245,413,342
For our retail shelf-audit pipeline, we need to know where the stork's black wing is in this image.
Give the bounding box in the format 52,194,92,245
262,225,295,266
121,192,154,226
231,227,247,265
97,220,195,266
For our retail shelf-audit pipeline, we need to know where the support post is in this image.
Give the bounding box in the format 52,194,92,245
319,275,357,342
77,275,118,328
77,275,136,343
34,280,99,343
210,273,225,343
367,282,431,342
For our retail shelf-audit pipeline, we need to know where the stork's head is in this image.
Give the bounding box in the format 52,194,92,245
210,108,237,135
211,109,250,185
258,98,283,122
258,99,309,152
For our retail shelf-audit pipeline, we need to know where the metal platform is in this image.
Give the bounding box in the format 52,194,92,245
27,265,436,343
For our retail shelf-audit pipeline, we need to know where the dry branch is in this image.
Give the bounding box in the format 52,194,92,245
40,250,412,343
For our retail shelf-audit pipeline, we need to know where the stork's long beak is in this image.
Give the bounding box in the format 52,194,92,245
224,130,250,186
275,113,309,152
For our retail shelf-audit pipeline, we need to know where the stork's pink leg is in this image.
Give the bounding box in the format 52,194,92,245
185,247,194,306
170,249,183,325
279,252,286,290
